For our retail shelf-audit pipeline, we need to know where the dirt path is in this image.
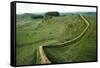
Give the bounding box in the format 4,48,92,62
80,14,90,26
39,46,51,64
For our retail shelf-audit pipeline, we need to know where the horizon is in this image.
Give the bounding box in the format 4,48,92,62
16,11,96,15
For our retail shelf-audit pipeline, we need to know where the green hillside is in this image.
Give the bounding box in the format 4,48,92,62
43,16,96,63
16,14,97,65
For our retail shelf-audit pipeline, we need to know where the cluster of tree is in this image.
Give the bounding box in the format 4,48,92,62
31,15,43,19
45,11,60,17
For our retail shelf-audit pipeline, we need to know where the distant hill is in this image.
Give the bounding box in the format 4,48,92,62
80,12,96,16
60,12,96,16
16,12,96,21
16,13,44,22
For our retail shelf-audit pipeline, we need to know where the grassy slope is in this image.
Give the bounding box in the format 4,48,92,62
16,18,42,65
16,15,96,65
43,16,97,63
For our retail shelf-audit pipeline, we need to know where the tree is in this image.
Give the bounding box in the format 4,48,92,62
45,11,60,17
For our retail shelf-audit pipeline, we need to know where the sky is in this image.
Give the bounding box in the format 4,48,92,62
16,2,96,14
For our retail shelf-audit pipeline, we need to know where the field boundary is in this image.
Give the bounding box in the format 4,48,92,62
40,14,90,63
44,14,90,47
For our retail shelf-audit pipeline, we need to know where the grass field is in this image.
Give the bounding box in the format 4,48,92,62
16,13,97,65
